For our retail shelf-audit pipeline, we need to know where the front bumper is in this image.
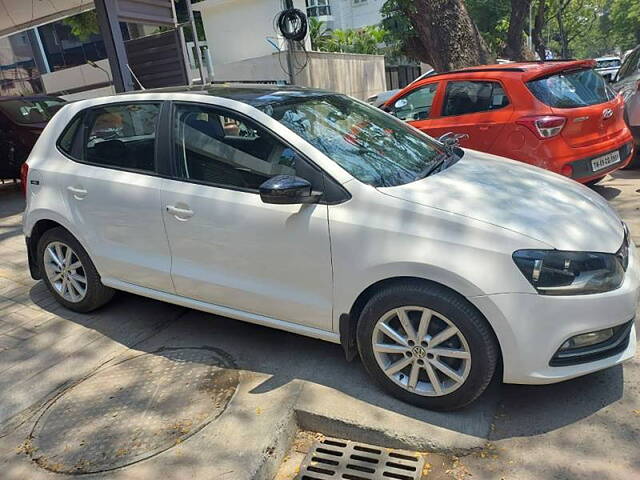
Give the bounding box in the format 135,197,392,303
470,241,640,385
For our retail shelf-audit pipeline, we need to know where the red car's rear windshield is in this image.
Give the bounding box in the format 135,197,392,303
527,68,615,108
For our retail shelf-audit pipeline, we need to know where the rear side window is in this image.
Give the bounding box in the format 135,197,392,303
527,69,615,108
58,116,82,156
69,103,161,173
442,81,509,116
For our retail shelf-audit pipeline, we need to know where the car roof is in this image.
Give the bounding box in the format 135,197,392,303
416,59,596,82
119,83,336,108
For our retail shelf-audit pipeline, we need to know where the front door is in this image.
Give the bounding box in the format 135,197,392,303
161,102,333,330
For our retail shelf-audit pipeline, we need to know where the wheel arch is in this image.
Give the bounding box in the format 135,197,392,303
339,276,503,373
26,218,87,280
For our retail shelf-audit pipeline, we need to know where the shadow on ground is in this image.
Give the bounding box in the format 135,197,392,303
26,282,625,444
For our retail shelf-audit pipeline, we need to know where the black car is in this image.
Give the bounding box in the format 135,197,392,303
0,96,66,179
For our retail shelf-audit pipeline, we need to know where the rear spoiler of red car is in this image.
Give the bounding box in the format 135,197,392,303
523,59,597,81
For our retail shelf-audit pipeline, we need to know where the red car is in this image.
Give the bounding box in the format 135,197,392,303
385,60,634,185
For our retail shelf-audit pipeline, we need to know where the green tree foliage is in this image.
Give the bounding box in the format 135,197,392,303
312,24,389,55
61,11,99,42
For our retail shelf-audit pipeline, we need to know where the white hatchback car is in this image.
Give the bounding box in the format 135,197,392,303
22,86,638,410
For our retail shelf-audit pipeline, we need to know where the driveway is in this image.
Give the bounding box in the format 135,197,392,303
0,170,638,480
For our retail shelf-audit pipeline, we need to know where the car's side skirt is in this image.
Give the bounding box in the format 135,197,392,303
102,278,341,344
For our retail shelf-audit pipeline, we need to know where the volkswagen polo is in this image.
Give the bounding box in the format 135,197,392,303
22,86,638,410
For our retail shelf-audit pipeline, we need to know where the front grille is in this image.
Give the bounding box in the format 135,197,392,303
297,438,425,480
550,319,634,367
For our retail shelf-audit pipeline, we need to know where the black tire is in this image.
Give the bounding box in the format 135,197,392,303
356,281,498,411
37,227,114,313
586,176,605,187
622,151,640,170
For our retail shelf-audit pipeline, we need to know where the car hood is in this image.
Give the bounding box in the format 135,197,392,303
378,150,624,253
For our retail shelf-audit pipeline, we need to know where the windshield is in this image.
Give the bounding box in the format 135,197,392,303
0,98,65,124
259,94,445,187
527,68,616,108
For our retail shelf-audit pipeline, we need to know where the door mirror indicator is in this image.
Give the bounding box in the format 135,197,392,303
259,175,323,205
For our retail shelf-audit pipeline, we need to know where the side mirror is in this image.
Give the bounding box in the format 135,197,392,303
259,175,323,205
394,98,408,109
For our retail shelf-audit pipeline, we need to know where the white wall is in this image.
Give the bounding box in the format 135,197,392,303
212,51,386,101
194,0,310,68
41,59,114,97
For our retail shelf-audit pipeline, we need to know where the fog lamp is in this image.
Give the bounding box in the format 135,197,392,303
560,328,615,351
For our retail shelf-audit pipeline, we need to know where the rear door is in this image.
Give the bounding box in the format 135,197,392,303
60,101,173,292
527,67,626,149
424,79,514,151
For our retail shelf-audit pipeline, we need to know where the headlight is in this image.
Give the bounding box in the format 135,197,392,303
513,250,625,295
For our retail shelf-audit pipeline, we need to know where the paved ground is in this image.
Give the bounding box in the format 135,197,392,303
0,170,639,480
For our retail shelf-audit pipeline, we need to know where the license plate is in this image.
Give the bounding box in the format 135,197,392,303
591,151,620,172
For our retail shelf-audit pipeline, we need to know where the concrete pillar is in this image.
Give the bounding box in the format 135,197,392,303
94,0,135,92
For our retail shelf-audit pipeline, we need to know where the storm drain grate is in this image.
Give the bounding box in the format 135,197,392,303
297,437,425,480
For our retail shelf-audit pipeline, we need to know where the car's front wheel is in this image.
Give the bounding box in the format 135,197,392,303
357,281,498,410
37,227,114,313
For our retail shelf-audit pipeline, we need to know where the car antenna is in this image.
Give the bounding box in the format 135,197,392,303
126,64,146,91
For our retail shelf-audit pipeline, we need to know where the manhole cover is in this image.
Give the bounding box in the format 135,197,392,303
297,437,425,480
29,348,238,474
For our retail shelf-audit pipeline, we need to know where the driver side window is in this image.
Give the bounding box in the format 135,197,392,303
173,104,304,191
393,82,439,121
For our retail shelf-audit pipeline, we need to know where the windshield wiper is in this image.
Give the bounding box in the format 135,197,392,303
417,132,467,179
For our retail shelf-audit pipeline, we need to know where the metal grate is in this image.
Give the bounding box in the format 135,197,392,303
297,437,425,480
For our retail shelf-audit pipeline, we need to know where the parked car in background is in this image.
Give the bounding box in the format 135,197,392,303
612,45,640,167
0,96,65,180
385,60,634,185
22,86,638,411
595,56,622,82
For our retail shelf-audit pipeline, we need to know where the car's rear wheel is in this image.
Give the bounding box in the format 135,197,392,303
357,281,498,410
38,227,114,313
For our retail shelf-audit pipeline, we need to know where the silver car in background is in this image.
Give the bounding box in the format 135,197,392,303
613,46,640,167
595,56,621,82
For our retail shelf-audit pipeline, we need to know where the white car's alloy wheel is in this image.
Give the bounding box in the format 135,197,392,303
43,241,88,303
372,306,472,396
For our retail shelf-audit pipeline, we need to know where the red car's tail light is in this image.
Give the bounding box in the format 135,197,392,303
517,115,567,139
20,163,28,197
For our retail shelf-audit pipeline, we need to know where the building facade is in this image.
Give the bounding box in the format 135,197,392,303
306,0,385,30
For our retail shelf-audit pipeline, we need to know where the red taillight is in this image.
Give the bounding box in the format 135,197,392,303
20,163,28,196
560,164,573,177
516,115,567,139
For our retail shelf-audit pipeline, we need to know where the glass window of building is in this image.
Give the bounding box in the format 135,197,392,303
306,0,332,17
0,31,43,96
38,11,107,72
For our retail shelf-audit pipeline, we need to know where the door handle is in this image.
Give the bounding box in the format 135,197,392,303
67,186,88,199
166,205,194,219
478,123,496,131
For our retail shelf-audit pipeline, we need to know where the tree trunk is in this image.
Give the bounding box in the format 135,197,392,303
531,0,547,60
556,11,568,58
503,0,531,61
400,0,493,71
